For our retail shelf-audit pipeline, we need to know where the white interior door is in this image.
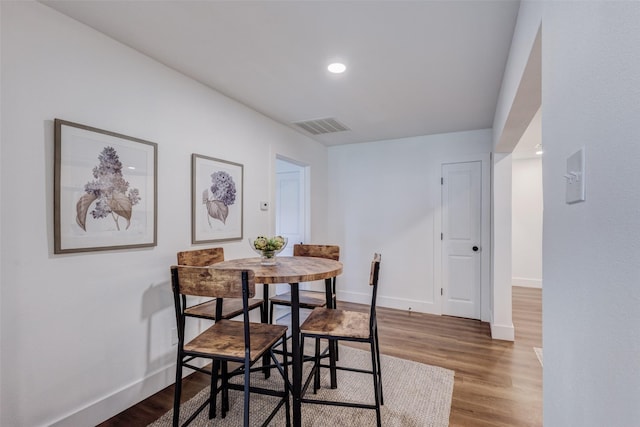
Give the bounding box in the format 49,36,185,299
275,162,305,255
441,161,482,319
275,158,307,299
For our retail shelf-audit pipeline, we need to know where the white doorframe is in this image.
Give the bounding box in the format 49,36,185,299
434,153,491,322
274,155,310,298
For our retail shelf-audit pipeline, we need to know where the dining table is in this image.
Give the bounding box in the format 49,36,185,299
211,255,343,427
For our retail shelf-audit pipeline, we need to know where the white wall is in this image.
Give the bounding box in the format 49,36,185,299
490,153,514,340
0,3,329,426
512,157,542,288
542,2,640,425
490,0,544,344
327,129,492,318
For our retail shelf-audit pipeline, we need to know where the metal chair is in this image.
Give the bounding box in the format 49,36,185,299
268,244,340,324
300,253,383,427
171,265,291,427
177,247,264,321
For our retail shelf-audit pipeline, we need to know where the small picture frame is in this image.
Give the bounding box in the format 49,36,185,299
54,119,157,254
191,154,243,244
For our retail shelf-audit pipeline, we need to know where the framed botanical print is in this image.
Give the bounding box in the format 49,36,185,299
54,119,157,254
191,153,243,243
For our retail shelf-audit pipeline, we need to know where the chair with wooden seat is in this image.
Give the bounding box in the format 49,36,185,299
177,248,263,321
171,265,291,427
300,253,383,427
268,244,340,324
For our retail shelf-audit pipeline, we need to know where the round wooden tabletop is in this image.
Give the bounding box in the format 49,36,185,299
213,256,343,284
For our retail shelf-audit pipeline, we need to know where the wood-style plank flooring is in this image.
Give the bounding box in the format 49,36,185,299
99,286,542,426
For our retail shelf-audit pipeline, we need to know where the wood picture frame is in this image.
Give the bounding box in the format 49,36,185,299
191,153,243,244
54,119,157,254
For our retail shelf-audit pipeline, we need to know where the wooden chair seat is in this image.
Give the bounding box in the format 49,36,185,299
300,308,370,340
300,253,383,427
268,290,327,309
269,244,340,324
184,298,264,320
185,320,288,362
171,266,291,427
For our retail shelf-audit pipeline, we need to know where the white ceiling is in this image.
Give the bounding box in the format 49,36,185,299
41,0,521,146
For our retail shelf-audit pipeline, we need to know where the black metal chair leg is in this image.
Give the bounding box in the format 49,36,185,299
370,340,382,427
244,357,251,427
172,354,183,427
209,360,219,419
269,301,275,324
329,338,338,389
222,362,229,416
314,338,321,392
282,337,292,427
374,328,384,405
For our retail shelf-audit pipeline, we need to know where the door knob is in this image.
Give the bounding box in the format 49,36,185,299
472,246,479,252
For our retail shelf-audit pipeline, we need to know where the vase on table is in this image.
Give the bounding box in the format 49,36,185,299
249,236,288,266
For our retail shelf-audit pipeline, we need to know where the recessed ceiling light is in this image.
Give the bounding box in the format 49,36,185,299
327,63,346,74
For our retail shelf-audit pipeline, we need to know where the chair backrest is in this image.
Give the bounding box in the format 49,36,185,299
293,244,340,261
369,253,382,331
177,247,225,266
171,265,255,299
294,244,340,295
171,265,256,350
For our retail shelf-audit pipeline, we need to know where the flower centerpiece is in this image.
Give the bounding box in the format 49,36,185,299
249,235,288,265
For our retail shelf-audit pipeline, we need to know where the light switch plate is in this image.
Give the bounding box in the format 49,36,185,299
566,147,586,204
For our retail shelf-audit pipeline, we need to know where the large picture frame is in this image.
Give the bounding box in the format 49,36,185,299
192,154,243,244
54,119,157,254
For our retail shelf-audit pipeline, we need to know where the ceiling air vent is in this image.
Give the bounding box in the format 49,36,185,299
292,118,350,135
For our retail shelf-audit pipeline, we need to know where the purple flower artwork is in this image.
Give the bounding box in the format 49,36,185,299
203,170,236,225
76,146,141,231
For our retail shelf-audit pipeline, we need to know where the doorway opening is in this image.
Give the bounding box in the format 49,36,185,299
275,157,308,252
440,155,491,321
273,156,310,322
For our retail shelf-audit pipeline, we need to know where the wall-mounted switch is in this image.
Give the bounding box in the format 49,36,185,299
565,147,586,204
260,201,269,211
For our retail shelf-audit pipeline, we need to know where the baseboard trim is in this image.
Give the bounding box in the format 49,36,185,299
336,290,371,305
490,322,515,341
342,291,512,341
50,363,176,427
512,277,542,288
337,291,439,315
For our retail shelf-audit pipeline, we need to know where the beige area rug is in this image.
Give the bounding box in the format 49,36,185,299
534,347,543,367
150,345,454,427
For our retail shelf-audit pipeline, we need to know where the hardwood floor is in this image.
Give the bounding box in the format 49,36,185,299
98,286,542,426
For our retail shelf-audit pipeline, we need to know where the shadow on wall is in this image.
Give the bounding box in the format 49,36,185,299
142,279,177,376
